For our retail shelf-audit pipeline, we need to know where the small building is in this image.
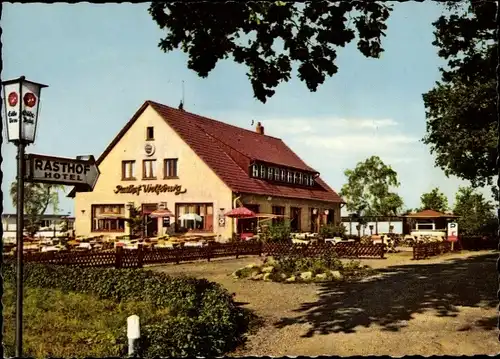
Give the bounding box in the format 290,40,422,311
69,101,344,241
403,209,458,240
2,213,75,242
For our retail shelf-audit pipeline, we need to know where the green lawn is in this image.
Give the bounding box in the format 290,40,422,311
3,282,165,358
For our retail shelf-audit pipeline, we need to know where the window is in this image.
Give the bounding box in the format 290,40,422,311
272,206,285,225
274,167,280,181
310,175,315,186
298,173,303,184
146,126,154,140
260,164,266,178
39,220,53,228
280,169,286,182
268,167,274,180
287,171,292,183
91,204,125,232
293,172,298,184
252,164,259,177
122,160,136,180
164,158,178,178
143,159,157,179
176,203,213,231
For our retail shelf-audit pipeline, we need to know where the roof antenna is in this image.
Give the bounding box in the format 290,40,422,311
178,80,185,110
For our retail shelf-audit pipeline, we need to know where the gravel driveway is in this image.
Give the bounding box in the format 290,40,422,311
149,250,500,356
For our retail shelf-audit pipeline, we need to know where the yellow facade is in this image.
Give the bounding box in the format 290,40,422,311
74,105,234,240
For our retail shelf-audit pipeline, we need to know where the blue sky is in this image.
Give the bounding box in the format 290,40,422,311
1,2,490,216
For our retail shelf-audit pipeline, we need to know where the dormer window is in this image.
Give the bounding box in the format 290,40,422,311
268,167,274,180
304,175,310,186
260,164,266,178
274,168,280,181
252,164,259,177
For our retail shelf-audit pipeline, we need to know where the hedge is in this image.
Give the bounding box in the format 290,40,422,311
4,263,250,357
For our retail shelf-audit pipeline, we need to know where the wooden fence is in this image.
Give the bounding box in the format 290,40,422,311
412,241,452,260
3,241,386,269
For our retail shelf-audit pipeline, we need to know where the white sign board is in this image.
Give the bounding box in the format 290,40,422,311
447,222,458,242
3,78,46,143
25,153,100,190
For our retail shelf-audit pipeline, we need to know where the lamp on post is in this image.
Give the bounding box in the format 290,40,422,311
2,76,48,358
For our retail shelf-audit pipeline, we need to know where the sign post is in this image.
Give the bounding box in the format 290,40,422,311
127,315,140,356
2,76,48,358
447,222,459,251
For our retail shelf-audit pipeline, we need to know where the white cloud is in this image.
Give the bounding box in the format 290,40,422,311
297,134,418,152
263,117,399,135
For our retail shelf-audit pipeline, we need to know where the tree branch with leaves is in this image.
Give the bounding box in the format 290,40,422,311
149,1,392,103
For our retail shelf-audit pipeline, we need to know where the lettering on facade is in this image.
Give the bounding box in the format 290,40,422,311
114,184,187,196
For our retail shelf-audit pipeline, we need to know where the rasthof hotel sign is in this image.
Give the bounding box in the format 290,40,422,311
25,154,100,190
114,184,187,196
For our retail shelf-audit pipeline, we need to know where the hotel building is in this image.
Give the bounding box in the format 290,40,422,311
69,101,344,240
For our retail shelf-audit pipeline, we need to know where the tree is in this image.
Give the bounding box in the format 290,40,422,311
340,156,404,218
149,1,392,103
418,187,449,213
124,207,150,238
10,182,64,237
453,186,497,235
422,1,497,188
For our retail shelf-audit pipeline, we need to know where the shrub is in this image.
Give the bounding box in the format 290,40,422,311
319,224,346,239
3,263,251,357
260,223,291,243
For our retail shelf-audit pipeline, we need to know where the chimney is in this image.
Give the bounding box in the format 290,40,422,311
256,122,264,135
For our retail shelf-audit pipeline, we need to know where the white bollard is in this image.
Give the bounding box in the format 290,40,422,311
127,315,140,356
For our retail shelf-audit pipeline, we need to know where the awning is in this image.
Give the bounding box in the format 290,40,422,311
225,207,256,218
95,213,125,219
150,209,174,218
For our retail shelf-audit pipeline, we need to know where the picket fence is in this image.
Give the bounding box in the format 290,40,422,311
3,241,386,269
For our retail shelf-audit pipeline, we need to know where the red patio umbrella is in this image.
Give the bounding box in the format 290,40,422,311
149,209,174,218
225,207,257,240
224,207,256,218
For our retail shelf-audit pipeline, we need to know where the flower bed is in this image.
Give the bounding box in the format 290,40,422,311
232,255,372,283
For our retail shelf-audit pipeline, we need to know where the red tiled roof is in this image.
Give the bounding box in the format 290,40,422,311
405,209,458,218
69,101,344,203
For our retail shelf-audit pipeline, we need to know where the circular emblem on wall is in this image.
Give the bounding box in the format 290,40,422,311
144,142,156,156
8,92,18,107
23,92,37,108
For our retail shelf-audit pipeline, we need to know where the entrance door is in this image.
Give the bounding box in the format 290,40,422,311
290,207,301,232
142,203,158,237
310,208,319,233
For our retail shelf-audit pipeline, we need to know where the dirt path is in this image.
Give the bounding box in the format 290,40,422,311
149,250,500,356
